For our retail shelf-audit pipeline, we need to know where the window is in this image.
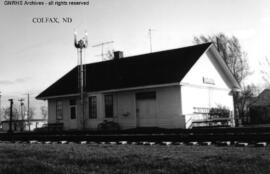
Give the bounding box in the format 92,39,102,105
56,101,63,120
89,96,97,119
104,94,113,118
136,91,156,100
70,99,76,119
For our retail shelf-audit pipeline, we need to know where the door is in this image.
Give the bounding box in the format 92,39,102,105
136,92,157,127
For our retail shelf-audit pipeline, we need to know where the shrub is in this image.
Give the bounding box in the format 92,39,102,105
97,120,120,132
209,106,231,119
249,106,270,124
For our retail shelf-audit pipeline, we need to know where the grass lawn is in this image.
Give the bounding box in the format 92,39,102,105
0,143,269,174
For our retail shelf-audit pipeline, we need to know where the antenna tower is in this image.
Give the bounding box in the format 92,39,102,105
74,30,88,130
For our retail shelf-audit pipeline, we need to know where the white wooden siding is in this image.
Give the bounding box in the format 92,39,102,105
48,100,56,124
155,86,185,128
181,53,230,89
114,91,136,129
180,52,234,121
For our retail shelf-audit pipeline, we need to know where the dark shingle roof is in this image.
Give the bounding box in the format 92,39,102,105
251,89,270,107
36,43,211,99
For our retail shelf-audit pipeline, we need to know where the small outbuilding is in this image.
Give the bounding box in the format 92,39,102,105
36,43,240,130
249,89,270,125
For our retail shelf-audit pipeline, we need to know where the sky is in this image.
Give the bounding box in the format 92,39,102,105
0,0,270,113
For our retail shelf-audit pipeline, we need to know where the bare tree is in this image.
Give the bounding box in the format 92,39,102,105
194,33,251,125
106,50,115,60
2,106,25,131
40,106,48,120
0,107,4,122
194,33,250,84
235,84,258,124
3,106,19,121
259,57,270,88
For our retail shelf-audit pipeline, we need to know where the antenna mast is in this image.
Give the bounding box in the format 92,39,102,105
92,41,114,60
148,29,155,53
74,30,88,130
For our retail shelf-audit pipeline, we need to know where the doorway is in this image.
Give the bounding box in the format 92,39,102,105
136,92,157,127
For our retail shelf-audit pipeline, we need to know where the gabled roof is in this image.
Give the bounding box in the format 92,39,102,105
251,89,270,107
37,43,213,99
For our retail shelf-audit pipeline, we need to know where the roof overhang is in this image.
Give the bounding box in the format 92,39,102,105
36,82,180,100
207,44,241,91
36,93,79,100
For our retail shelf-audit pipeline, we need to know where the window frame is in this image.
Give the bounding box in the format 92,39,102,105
69,99,77,120
89,96,97,119
56,100,63,120
136,91,156,100
104,94,113,118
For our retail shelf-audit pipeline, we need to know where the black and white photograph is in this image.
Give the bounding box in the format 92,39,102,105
0,0,270,173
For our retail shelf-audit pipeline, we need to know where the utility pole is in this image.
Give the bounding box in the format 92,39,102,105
74,30,88,130
8,99,13,133
92,41,114,60
26,93,30,119
18,98,24,120
24,93,31,131
18,98,25,131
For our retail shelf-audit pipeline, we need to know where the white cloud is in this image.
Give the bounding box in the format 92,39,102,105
0,77,30,85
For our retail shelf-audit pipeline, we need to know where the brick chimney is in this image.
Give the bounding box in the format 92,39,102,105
113,51,124,60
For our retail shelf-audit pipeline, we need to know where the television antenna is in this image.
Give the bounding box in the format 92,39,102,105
92,41,114,60
148,28,155,53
